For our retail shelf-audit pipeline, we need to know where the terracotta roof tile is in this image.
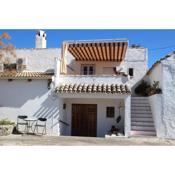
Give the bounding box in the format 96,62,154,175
0,72,53,79
56,83,131,94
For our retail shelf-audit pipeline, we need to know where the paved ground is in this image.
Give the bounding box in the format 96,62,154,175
0,135,175,145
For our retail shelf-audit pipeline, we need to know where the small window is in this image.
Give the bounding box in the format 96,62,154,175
81,65,95,75
128,68,134,77
106,107,115,118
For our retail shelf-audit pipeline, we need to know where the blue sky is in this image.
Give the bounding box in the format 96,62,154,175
1,29,175,68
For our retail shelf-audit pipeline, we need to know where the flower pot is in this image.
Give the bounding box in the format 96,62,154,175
0,125,14,136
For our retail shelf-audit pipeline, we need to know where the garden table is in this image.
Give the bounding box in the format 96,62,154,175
24,117,38,134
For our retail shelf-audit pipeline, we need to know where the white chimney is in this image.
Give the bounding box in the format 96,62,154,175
35,30,46,48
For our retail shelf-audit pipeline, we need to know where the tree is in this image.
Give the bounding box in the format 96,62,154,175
0,32,16,69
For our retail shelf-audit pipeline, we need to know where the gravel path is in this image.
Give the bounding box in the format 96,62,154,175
0,135,175,146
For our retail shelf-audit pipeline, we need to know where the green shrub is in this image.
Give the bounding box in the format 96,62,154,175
135,80,151,96
135,80,162,96
0,119,15,125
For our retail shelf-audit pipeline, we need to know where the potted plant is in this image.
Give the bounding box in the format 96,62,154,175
0,119,15,136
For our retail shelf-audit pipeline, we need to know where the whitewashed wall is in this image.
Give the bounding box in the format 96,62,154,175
10,48,60,72
0,79,59,135
147,63,163,89
148,54,175,139
62,98,125,137
149,94,165,138
58,74,129,85
161,55,175,139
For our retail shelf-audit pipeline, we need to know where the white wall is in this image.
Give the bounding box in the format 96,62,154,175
148,55,175,139
61,98,125,137
149,94,165,138
9,48,60,72
161,55,175,138
58,74,129,85
147,63,162,89
0,79,59,135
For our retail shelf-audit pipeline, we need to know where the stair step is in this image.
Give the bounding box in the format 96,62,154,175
132,117,154,122
131,126,155,131
131,112,152,115
132,97,149,99
131,113,153,117
131,121,155,127
130,130,156,136
131,106,151,110
131,104,150,107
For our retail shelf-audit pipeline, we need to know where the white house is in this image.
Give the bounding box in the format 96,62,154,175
1,30,175,139
54,40,150,137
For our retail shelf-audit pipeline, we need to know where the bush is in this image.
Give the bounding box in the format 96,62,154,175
135,81,162,96
0,119,15,125
135,80,151,96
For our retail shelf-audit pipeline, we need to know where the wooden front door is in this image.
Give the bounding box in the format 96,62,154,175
72,104,97,137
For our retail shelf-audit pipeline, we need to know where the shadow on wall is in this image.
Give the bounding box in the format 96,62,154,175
32,91,60,130
0,80,49,108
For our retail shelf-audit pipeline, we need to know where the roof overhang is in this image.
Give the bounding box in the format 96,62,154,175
56,83,131,95
0,72,53,80
67,39,128,62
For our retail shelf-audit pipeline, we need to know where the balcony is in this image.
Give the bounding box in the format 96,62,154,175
57,74,129,85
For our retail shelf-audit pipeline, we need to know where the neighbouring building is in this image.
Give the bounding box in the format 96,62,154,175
0,30,60,135
0,30,175,139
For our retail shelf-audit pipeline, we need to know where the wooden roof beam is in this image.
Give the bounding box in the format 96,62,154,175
114,42,118,61
101,43,107,61
118,42,123,62
74,44,86,61
83,43,93,61
106,43,110,61
92,43,99,61
110,43,114,61
69,45,83,61
121,42,128,61
87,43,97,61
96,43,104,61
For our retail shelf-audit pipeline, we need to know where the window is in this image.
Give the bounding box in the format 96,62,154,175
106,107,115,118
81,65,95,75
128,68,134,77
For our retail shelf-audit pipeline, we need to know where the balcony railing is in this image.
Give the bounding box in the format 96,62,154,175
57,74,129,85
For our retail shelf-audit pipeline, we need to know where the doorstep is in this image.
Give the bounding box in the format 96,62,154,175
105,134,125,138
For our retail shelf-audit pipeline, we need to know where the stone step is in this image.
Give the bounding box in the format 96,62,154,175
130,130,156,136
131,113,153,118
131,97,148,100
131,111,152,115
131,106,151,110
131,125,155,131
131,117,154,122
131,121,155,127
131,103,150,107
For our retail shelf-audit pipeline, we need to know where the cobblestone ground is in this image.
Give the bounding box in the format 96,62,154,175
0,135,175,145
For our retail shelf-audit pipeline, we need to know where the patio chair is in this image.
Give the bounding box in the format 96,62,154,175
16,115,28,133
34,118,47,135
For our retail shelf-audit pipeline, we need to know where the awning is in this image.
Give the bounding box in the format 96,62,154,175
67,39,128,62
56,83,131,94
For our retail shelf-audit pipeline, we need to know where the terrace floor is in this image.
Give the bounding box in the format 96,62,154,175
0,135,175,145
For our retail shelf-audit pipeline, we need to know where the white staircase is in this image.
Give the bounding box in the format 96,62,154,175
131,97,156,136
